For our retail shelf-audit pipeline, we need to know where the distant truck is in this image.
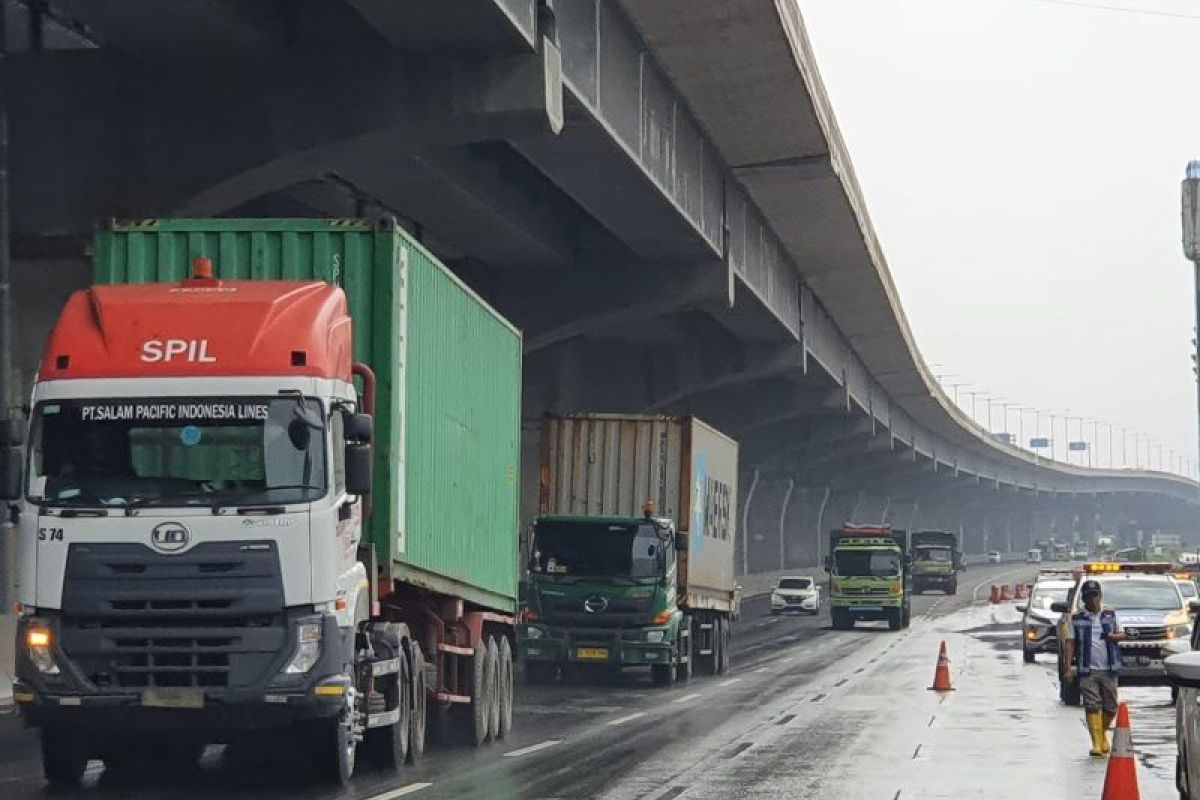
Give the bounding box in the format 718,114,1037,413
825,525,911,630
9,219,522,786
1052,543,1071,562
910,530,961,594
519,414,738,686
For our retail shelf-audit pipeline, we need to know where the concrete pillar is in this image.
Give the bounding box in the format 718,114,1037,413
746,475,788,574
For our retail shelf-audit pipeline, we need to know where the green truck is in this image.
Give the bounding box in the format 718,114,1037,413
9,219,521,785
825,525,911,630
911,529,962,594
519,414,738,686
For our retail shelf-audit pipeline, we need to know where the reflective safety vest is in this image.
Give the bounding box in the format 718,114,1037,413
1071,608,1121,675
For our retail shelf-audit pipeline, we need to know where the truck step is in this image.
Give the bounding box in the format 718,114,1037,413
698,649,713,656
367,708,401,728
371,657,401,677
699,623,714,631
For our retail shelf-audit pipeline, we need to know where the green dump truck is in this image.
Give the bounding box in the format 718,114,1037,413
519,414,738,686
911,529,961,594
10,218,521,786
825,525,911,630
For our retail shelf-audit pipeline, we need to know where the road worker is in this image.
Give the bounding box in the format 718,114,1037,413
1062,579,1126,756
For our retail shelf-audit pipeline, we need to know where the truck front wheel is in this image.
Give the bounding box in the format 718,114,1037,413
41,727,89,788
675,622,693,683
887,608,903,631
312,697,358,785
831,608,853,630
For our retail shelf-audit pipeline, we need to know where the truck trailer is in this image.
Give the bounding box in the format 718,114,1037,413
7,219,522,786
519,414,738,686
910,530,961,594
825,525,911,630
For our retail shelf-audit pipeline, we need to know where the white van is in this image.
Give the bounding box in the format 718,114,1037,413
1026,548,1043,564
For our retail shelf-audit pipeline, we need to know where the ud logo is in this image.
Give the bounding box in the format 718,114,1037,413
150,521,190,553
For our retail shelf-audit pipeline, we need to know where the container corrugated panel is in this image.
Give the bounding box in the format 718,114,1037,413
539,414,738,605
398,234,521,612
93,218,522,613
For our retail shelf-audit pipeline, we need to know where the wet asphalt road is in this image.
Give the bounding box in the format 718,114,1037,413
0,563,1087,799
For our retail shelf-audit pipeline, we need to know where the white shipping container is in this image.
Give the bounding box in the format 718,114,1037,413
539,414,738,609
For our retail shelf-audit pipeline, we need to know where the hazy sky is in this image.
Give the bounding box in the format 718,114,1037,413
800,0,1199,476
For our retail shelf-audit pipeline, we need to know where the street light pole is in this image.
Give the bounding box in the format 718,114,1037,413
1180,161,1200,490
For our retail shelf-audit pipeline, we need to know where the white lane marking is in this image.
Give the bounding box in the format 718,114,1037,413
753,666,770,673
365,783,433,800
503,739,563,758
607,712,646,726
718,678,742,687
765,617,781,624
672,692,702,704
778,656,795,663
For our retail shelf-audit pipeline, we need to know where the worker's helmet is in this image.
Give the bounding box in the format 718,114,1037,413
1080,579,1102,600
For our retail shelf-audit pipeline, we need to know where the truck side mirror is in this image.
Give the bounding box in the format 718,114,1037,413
1050,602,1068,614
345,443,373,495
823,556,832,573
344,412,373,443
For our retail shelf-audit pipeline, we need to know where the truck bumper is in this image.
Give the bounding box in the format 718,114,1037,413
519,624,675,668
832,599,902,621
13,611,349,734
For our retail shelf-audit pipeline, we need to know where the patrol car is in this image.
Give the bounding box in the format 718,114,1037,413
1017,571,1075,663
1053,562,1189,705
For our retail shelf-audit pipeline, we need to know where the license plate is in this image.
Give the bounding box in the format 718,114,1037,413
850,607,881,612
575,647,609,661
142,688,204,709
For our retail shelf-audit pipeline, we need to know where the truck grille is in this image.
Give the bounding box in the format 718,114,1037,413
840,587,891,597
59,541,286,691
539,594,653,628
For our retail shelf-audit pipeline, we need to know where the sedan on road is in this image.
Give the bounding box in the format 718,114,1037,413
770,576,820,615
987,551,1002,564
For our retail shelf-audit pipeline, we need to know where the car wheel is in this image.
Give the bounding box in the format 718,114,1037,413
1022,646,1036,664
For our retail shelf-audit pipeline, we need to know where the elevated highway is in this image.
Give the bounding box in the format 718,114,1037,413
5,0,1197,570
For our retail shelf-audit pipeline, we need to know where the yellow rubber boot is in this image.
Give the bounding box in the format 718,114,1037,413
1086,712,1106,757
1100,712,1114,754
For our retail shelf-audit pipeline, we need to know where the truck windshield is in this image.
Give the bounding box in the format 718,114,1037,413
916,548,951,562
26,396,327,508
532,521,665,579
834,550,901,577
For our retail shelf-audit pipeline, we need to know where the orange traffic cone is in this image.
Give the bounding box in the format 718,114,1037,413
928,640,955,691
990,585,1001,604
1101,702,1140,799
1000,584,1012,601
1014,583,1028,600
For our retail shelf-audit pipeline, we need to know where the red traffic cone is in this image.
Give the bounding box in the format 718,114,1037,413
1014,583,1028,600
928,640,955,691
1000,584,1012,601
1101,702,1140,799
990,585,1001,604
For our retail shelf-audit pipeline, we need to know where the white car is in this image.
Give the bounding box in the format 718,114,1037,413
987,551,1002,564
1165,641,1200,799
771,576,820,615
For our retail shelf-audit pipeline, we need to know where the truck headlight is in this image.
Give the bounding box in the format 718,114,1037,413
525,626,544,640
26,624,60,675
646,630,665,643
284,621,323,674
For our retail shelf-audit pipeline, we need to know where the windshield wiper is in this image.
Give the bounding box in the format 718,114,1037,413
123,491,214,516
210,484,324,513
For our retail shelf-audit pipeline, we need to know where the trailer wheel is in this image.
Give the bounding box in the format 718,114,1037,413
497,638,514,739
486,637,502,740
466,641,494,746
41,727,89,788
408,643,427,763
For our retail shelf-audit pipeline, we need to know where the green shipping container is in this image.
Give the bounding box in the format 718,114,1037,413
93,218,523,613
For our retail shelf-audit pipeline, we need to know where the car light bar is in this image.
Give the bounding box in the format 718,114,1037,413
1083,562,1173,574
